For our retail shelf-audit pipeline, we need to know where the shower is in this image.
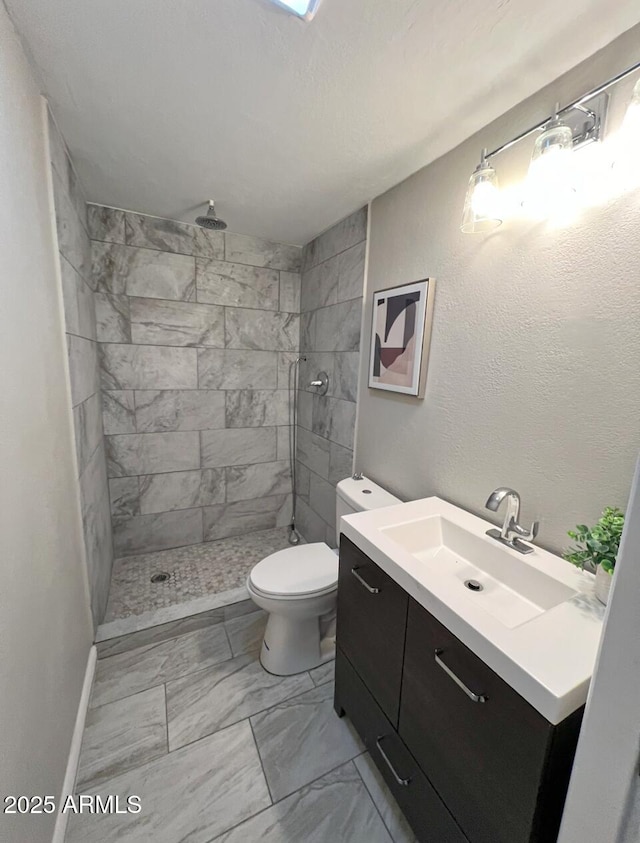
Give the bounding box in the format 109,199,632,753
195,200,227,230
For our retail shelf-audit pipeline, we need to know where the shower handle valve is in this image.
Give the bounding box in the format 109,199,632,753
309,371,329,396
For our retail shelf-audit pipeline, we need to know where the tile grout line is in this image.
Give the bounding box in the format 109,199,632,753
302,235,366,274
197,752,368,843
247,716,274,806
91,231,301,273
353,753,403,843
163,683,170,754
163,659,328,758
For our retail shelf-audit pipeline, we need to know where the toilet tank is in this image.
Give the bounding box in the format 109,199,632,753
335,476,401,546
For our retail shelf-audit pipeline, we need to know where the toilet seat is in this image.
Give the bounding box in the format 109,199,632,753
248,543,338,600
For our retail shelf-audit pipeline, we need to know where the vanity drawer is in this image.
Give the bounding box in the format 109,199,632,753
399,598,580,843
335,648,468,843
337,536,408,725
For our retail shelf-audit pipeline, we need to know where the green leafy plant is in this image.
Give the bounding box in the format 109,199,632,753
564,507,624,574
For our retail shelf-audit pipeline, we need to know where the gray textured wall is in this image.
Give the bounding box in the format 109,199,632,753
356,27,640,556
90,207,302,555
295,209,367,545
49,111,113,627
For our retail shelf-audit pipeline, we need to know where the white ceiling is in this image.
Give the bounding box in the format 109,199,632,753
8,0,640,245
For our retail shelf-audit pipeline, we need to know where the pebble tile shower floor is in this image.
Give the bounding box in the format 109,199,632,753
104,528,293,622
67,612,416,843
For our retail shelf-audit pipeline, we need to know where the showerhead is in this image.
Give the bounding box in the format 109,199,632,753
195,200,227,231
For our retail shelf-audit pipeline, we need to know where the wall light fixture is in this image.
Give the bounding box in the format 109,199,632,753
461,60,640,233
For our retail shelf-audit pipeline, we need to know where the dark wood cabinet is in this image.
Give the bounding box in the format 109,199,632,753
337,537,408,725
400,598,582,843
335,539,584,843
336,649,468,843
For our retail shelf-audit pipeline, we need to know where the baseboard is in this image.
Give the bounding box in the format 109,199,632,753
51,645,96,843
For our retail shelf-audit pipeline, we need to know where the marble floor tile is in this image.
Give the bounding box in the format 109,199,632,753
214,761,393,843
224,308,299,352
225,460,291,502
88,205,126,244
102,390,136,435
250,681,364,801
91,625,231,708
166,653,313,750
225,610,267,657
224,232,301,273
196,259,280,310
197,348,278,390
139,468,225,514
96,607,226,659
202,496,288,542
95,291,131,343
124,211,224,259
106,431,200,478
66,720,270,843
200,426,277,468
279,271,301,313
112,507,203,557
223,598,261,621
135,389,226,433
109,477,140,518
129,297,224,347
104,528,290,621
225,389,289,428
336,240,366,303
302,207,366,272
354,753,418,843
309,659,335,687
67,334,99,408
76,686,167,791
100,343,198,391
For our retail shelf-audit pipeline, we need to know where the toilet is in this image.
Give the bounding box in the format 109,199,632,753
247,475,400,676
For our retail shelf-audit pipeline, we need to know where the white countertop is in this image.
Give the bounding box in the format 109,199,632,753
341,496,605,724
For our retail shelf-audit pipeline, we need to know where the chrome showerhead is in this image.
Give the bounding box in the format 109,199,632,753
195,200,227,231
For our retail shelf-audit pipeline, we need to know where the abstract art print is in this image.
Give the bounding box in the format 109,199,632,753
368,279,435,397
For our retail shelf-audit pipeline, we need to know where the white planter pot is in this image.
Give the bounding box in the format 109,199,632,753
595,564,613,605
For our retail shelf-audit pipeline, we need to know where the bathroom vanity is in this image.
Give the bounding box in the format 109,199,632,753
334,497,605,843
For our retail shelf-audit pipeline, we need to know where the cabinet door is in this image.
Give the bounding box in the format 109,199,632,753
400,598,553,843
337,537,408,725
335,649,468,843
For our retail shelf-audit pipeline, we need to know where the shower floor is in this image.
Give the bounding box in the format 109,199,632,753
103,527,293,625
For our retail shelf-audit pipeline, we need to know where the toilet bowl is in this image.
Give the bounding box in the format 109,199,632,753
248,475,400,676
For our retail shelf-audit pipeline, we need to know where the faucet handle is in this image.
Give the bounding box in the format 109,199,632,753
518,520,539,542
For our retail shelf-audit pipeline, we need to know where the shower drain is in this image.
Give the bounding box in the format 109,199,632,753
150,572,171,584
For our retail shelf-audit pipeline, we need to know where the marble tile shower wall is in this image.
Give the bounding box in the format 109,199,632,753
48,111,113,628
295,208,367,545
89,206,302,556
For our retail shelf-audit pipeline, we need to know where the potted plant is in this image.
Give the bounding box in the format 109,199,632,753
563,507,624,605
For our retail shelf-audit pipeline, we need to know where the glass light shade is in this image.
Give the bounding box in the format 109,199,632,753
614,78,640,187
460,162,502,233
523,119,576,217
621,78,640,135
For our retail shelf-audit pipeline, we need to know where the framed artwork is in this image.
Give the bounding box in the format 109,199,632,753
368,278,435,398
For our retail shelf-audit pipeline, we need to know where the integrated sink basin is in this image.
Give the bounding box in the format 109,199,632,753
340,495,605,723
381,516,577,628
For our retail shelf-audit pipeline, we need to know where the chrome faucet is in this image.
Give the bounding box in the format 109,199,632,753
485,487,539,554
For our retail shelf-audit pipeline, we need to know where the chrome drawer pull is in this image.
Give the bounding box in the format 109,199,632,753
351,567,380,594
376,736,411,786
435,649,487,703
